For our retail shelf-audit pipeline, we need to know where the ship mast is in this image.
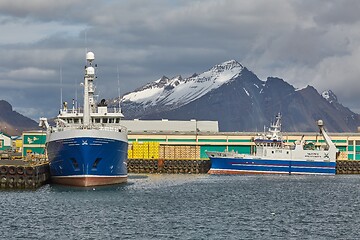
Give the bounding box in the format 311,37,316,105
83,52,95,126
268,113,282,141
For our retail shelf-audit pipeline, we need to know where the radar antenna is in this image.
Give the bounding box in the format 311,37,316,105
117,65,122,113
60,66,63,111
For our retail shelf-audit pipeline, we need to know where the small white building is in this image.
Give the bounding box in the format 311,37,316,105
0,132,12,151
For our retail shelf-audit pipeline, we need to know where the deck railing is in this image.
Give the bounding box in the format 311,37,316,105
50,124,127,133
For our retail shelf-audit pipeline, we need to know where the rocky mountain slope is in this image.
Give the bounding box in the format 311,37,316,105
114,60,360,132
1,59,358,134
0,100,39,136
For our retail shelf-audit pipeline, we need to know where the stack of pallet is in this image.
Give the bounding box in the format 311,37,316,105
175,146,182,159
337,151,348,160
190,145,201,160
131,142,144,159
143,142,149,159
128,144,133,159
162,145,175,159
174,146,188,159
158,145,201,160
148,142,160,159
129,142,161,159
159,145,165,159
129,143,201,160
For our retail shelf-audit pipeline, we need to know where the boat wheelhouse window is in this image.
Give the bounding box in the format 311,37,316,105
74,118,79,124
109,118,114,123
102,118,108,123
94,118,100,123
116,118,120,123
68,119,74,124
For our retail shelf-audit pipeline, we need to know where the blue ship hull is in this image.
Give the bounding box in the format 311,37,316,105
47,136,128,186
208,157,336,175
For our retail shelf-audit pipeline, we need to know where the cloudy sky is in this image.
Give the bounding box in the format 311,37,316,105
1,0,360,120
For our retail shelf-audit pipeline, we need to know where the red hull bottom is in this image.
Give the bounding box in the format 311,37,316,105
51,175,127,187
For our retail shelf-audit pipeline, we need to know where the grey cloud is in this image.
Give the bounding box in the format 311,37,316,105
0,0,96,24
294,0,360,26
0,0,360,120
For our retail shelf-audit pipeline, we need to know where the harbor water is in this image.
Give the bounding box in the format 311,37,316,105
2,174,360,239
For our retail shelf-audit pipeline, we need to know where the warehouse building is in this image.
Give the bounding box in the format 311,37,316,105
121,119,219,133
18,119,360,161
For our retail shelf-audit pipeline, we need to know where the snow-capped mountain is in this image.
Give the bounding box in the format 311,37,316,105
119,60,244,117
114,60,360,132
322,90,338,103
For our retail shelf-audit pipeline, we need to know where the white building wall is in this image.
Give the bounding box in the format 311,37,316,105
0,133,12,148
121,119,218,133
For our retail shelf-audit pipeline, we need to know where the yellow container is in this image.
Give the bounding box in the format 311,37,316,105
128,149,133,159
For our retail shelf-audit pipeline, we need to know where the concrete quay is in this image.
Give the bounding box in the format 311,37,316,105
0,159,50,189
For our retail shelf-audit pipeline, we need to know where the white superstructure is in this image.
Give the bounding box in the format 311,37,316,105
40,52,127,134
39,51,128,187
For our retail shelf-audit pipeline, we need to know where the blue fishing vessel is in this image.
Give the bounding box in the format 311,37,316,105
40,52,128,186
206,114,338,175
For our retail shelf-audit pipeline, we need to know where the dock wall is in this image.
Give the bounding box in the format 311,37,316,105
0,161,49,189
128,159,211,174
336,160,360,174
